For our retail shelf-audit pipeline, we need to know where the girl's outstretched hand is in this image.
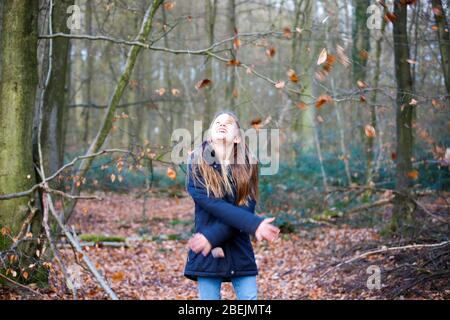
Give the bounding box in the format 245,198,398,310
255,217,280,242
188,233,212,256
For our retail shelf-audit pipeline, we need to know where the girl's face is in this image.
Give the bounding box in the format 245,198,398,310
210,113,241,145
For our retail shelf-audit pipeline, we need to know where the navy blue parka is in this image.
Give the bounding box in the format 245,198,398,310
183,141,264,282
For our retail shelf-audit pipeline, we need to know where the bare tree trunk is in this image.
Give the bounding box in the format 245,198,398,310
41,0,74,183
367,4,387,184
204,0,217,125
226,0,237,110
352,0,371,182
391,0,416,234
162,5,174,145
82,0,93,146
432,0,450,97
298,0,315,151
0,0,44,284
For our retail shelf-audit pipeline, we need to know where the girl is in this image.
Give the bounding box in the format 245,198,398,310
184,110,279,300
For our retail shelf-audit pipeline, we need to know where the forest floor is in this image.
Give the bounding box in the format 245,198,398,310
1,191,448,300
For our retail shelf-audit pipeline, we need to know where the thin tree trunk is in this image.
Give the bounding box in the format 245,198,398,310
352,0,371,182
204,0,217,125
41,0,74,183
226,0,237,110
82,0,93,146
367,5,387,184
432,0,450,97
391,0,415,233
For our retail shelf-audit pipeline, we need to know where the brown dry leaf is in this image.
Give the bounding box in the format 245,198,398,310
336,44,350,67
283,27,292,38
233,37,241,50
164,2,175,10
385,12,397,23
171,88,181,96
359,50,369,61
266,47,276,58
315,94,333,109
156,88,166,96
111,174,116,183
195,79,211,90
287,69,299,83
296,102,307,110
364,124,376,138
251,118,262,130
357,80,368,89
227,59,241,66
167,167,177,180
317,48,328,65
407,170,419,180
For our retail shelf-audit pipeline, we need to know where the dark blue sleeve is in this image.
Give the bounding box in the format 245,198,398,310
186,163,264,238
199,199,257,248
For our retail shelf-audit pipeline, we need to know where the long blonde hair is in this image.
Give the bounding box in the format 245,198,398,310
187,111,259,206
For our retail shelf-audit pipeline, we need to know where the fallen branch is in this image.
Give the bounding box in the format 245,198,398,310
0,273,44,297
320,240,450,279
346,196,394,214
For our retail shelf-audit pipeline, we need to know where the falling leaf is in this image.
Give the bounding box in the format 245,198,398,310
251,118,262,130
171,88,181,96
431,25,439,31
385,12,397,23
336,44,350,67
266,47,276,58
317,115,324,123
275,81,285,89
317,48,328,65
118,175,123,183
296,102,307,110
283,27,292,38
406,59,417,65
409,98,418,105
391,152,397,160
357,80,368,89
233,37,241,50
287,69,299,83
232,88,239,98
227,59,241,66
359,50,369,61
315,94,333,109
36,250,40,258
360,95,367,102
296,27,303,34
156,88,166,96
195,79,211,90
407,170,419,180
22,271,29,280
111,174,116,183
364,124,376,138
167,167,176,180
164,1,175,10
324,54,336,70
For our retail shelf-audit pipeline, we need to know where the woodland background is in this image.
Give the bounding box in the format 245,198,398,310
0,0,448,299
